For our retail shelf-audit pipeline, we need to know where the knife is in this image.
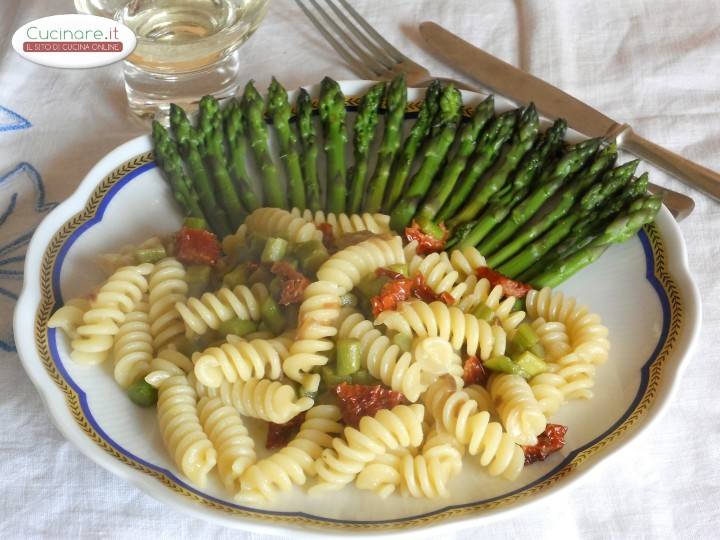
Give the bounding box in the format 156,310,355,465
419,21,720,203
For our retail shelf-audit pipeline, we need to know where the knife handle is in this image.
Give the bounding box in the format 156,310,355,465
621,128,720,202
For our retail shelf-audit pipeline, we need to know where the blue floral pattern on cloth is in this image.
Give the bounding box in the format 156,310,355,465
0,162,57,351
0,105,31,133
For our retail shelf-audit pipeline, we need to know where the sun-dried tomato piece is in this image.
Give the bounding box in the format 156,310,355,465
476,267,532,298
462,355,488,386
523,424,568,464
370,276,415,317
375,267,406,281
335,383,405,428
404,220,449,255
411,274,456,305
271,261,311,305
175,227,221,266
317,222,336,252
266,412,306,449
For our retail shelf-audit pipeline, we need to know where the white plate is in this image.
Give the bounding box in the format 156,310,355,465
13,81,701,537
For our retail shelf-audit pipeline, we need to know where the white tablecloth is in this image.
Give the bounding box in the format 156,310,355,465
2,0,719,538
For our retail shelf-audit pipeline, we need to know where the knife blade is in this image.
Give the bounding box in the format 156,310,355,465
419,21,720,202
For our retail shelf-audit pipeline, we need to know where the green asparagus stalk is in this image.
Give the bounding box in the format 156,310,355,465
223,98,261,212
152,121,204,219
169,104,232,237
447,104,540,229
318,77,348,213
242,80,286,208
531,193,663,288
296,88,322,211
486,142,618,267
267,78,306,211
364,75,407,213
477,137,602,256
389,84,463,231
197,94,220,148
496,156,641,277
383,80,443,212
416,95,495,221
452,119,567,249
519,171,649,281
347,82,385,214
435,109,519,222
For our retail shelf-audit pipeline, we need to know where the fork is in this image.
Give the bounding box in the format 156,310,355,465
294,0,476,91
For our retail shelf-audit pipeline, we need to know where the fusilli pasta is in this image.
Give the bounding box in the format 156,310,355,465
244,207,323,244
48,297,89,339
145,348,194,387
489,373,547,445
148,257,188,350
112,300,152,388
290,208,391,238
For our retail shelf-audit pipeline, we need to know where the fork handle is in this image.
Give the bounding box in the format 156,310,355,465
621,127,720,202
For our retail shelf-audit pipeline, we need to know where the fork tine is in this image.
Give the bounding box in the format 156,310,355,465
307,0,388,76
336,0,407,63
294,0,377,80
323,0,397,69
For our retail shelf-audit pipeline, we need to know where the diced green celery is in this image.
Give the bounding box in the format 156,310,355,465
528,341,546,359
222,264,249,288
269,276,283,299
261,296,286,334
183,217,208,230
336,338,361,376
351,369,378,385
506,340,525,359
261,237,289,263
514,351,548,378
293,239,324,259
483,355,525,376
217,317,257,337
294,240,329,273
472,303,495,322
127,379,158,407
387,263,409,277
391,333,413,352
321,365,351,387
187,265,211,298
513,322,540,350
134,246,167,264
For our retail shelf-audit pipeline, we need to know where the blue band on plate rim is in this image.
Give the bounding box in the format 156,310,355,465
33,150,681,531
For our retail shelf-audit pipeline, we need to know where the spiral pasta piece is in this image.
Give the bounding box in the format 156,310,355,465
529,356,596,416
175,283,268,336
145,348,194,388
112,300,153,388
221,223,248,255
375,300,507,360
194,377,313,424
156,374,216,487
48,297,90,340
489,374,547,445
290,208,391,238
193,334,292,387
197,397,255,492
408,249,468,300
244,207,323,244
531,318,572,361
311,404,425,493
148,257,188,350
423,377,524,480
338,312,462,401
448,246,487,278
236,405,343,503
95,236,165,275
525,287,610,365
454,277,525,332
71,263,153,365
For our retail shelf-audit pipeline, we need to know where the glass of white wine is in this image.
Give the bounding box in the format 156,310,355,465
75,0,269,118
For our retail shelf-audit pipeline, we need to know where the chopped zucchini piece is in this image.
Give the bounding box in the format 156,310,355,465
472,303,495,322
514,351,548,378
483,355,525,376
336,338,361,376
320,365,351,387
261,237,289,263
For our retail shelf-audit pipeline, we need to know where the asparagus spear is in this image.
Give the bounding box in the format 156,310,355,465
389,84,463,231
496,157,640,277
383,80,443,212
347,82,385,214
477,137,602,256
447,104,540,229
451,119,567,249
519,171,649,281
242,80,286,208
435,109,519,222
296,88,322,211
486,142,618,267
267,77,306,211
416,95,495,221
318,77,348,213
152,121,204,219
224,98,261,212
197,94,220,148
531,193,663,288
169,104,232,236
364,75,407,213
